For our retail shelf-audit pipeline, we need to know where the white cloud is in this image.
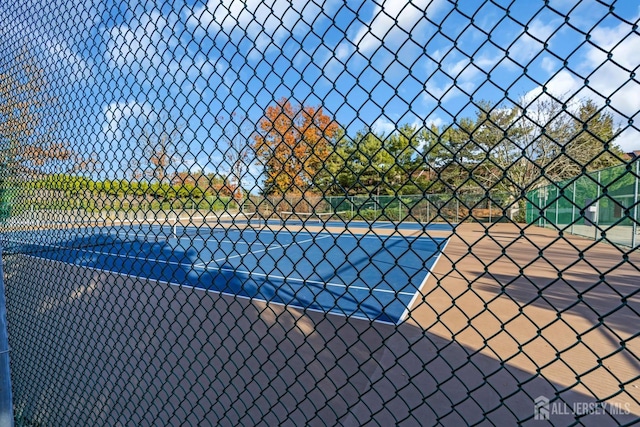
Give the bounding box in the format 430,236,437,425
165,55,217,94
332,0,446,67
186,0,334,54
424,116,444,129
584,22,640,120
102,100,154,140
509,19,557,64
349,0,445,57
523,69,582,104
44,38,91,80
443,54,499,88
0,22,93,85
587,21,640,152
522,17,640,151
101,99,158,176
422,77,476,106
613,128,640,153
106,10,220,93
372,117,396,137
424,80,453,101
335,43,351,61
540,56,557,74
107,11,179,70
215,60,234,88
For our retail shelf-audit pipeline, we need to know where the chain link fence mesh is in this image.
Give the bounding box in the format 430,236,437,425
1,0,639,425
527,161,640,247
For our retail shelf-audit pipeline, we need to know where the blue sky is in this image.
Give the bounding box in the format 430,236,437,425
2,0,639,181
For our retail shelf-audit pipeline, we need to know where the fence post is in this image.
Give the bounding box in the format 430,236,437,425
373,195,377,218
0,246,14,427
539,188,546,227
633,161,639,247
426,198,430,222
596,171,601,240
571,180,576,235
555,186,559,226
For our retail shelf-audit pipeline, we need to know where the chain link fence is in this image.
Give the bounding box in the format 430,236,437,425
245,193,515,224
1,0,639,425
527,161,640,247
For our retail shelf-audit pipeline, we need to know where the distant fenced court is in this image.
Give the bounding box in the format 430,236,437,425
246,192,516,225
1,1,639,426
527,161,640,247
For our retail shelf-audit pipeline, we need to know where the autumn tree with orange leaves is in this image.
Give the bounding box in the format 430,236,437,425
0,49,88,176
252,99,340,195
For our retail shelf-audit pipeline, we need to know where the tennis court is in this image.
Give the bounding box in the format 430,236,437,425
3,215,451,324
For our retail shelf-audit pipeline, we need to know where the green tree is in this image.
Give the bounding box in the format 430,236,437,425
544,99,622,179
384,124,425,192
320,129,392,194
419,118,482,194
463,98,622,220
317,125,428,196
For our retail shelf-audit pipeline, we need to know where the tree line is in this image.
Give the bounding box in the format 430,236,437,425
5,95,624,218
252,98,624,212
1,49,625,220
30,172,237,201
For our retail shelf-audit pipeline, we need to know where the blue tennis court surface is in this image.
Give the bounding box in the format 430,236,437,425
6,224,449,324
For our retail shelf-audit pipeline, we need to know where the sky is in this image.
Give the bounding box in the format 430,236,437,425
1,0,639,182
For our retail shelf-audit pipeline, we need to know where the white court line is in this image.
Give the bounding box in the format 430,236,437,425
7,226,265,247
3,237,193,269
169,228,444,245
350,234,438,242
7,238,410,297
397,238,450,325
14,252,397,326
174,235,262,247
194,234,333,268
6,231,433,317
192,265,415,297
371,222,395,228
41,227,172,242
60,224,441,245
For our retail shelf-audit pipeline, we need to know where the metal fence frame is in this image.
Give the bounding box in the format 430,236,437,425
526,160,640,247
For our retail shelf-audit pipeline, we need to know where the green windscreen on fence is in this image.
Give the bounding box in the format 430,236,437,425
526,161,640,247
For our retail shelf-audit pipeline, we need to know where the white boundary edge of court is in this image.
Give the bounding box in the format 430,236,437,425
397,238,450,325
12,252,400,326
8,235,417,300
4,229,447,325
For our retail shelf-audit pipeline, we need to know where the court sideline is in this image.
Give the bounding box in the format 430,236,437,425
407,222,640,418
